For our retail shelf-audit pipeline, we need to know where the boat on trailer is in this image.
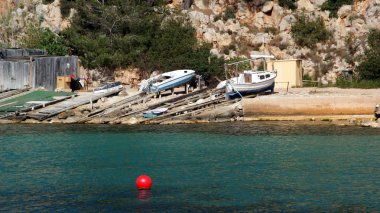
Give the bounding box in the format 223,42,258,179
139,70,196,93
217,55,277,99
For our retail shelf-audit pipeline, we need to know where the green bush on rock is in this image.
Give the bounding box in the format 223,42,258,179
291,14,331,48
321,0,353,18
21,24,68,56
356,29,380,81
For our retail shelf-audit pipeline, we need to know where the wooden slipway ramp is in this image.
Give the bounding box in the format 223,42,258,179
106,88,243,124
75,89,211,124
119,88,216,122
141,92,243,124
28,89,122,121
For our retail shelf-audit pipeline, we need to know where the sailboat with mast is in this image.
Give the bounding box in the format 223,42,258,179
217,54,277,99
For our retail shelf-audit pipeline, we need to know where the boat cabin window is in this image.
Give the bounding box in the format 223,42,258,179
156,76,171,83
244,73,252,83
184,71,187,73
265,74,270,78
259,75,265,80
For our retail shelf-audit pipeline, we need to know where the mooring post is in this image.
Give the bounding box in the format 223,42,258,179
185,84,189,94
171,88,174,95
90,98,93,109
198,75,202,90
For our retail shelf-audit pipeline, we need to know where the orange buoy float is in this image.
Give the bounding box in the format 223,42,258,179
136,175,152,190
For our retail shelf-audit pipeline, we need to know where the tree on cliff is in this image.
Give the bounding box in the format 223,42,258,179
291,14,331,48
60,0,224,80
356,29,380,80
21,24,68,56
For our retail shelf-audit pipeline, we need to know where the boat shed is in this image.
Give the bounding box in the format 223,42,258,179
266,59,303,89
0,49,78,91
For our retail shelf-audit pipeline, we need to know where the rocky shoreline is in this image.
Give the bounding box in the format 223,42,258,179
1,87,379,127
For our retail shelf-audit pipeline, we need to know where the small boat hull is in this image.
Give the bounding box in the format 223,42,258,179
227,81,275,99
143,107,168,118
222,71,277,99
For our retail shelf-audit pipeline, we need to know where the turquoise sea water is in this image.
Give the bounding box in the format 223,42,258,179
1,122,380,212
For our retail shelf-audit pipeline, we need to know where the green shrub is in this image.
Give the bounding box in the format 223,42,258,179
321,0,353,18
291,14,331,48
279,0,297,10
336,76,380,88
223,7,236,21
60,0,225,81
60,0,76,18
264,27,279,35
356,29,380,80
21,24,68,56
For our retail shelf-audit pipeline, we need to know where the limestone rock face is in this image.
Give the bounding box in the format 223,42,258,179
297,0,315,12
262,1,274,13
0,0,74,46
279,15,296,32
193,0,206,9
35,0,72,32
184,0,380,83
0,0,14,14
114,68,141,86
310,0,327,7
337,5,352,18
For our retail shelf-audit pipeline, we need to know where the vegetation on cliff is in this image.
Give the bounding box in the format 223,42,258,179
291,14,331,48
356,29,380,80
335,29,380,88
279,0,297,10
4,0,223,81
21,24,68,56
29,0,224,80
321,0,353,17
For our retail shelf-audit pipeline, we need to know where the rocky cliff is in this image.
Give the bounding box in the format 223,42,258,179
0,0,72,48
171,0,380,82
2,0,380,83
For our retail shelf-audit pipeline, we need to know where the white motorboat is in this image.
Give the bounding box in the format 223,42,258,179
139,70,196,93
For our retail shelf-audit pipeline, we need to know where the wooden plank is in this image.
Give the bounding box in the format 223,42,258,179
142,96,226,123
145,99,241,124
111,88,215,120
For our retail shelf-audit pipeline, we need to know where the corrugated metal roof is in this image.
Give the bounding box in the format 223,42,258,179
0,48,47,58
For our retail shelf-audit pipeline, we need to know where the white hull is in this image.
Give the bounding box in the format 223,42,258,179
139,70,195,93
217,71,277,98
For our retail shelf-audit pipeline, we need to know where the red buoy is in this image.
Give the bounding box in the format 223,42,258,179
136,175,152,190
